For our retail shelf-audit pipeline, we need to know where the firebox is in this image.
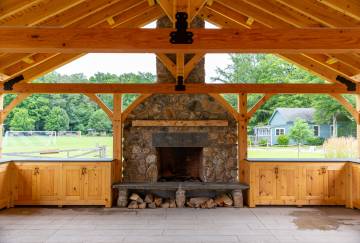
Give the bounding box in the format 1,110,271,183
157,147,203,182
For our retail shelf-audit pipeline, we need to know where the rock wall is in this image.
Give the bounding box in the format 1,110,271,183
123,94,238,183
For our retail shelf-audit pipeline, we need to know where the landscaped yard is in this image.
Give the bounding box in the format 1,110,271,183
1,135,327,159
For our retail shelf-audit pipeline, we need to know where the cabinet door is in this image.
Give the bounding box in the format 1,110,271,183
62,165,84,201
353,164,360,208
84,166,104,201
302,166,325,202
324,164,345,204
0,164,9,208
36,164,61,203
254,166,277,203
276,166,299,202
16,165,37,203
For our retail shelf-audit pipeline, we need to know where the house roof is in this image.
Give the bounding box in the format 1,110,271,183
269,108,315,124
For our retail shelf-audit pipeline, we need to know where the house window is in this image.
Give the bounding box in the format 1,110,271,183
275,128,285,135
313,125,320,137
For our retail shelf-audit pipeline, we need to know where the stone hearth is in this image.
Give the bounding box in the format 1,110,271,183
122,94,238,183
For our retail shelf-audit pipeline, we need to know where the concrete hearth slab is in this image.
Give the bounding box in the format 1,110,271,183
0,207,359,243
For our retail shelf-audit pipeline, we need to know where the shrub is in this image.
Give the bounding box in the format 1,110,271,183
323,137,357,158
306,136,325,146
277,134,289,146
258,138,268,146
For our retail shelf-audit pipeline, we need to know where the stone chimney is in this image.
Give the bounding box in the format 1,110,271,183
156,16,205,83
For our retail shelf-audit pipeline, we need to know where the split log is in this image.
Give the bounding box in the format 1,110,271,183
138,202,147,209
148,202,156,209
215,194,233,207
188,197,209,208
129,193,140,201
154,196,163,207
169,199,177,208
161,201,170,208
128,201,138,209
201,198,216,209
145,194,154,203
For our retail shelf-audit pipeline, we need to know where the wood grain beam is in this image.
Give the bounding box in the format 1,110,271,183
85,94,113,120
2,27,360,53
318,0,360,21
156,53,177,78
184,53,204,79
0,83,352,94
0,93,31,123
331,94,360,123
247,94,273,118
0,0,41,21
0,0,86,26
121,94,152,122
209,93,239,120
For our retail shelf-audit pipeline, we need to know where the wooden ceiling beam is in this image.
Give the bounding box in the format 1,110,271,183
39,0,126,27
330,54,360,73
0,0,86,26
5,9,164,84
318,0,360,21
199,7,243,28
0,0,42,21
0,83,352,94
205,2,263,29
216,0,293,28
247,94,273,118
0,53,33,70
156,53,177,77
331,94,359,123
276,0,360,27
303,54,360,77
0,93,31,123
1,53,58,78
184,53,204,79
2,27,360,53
157,0,174,22
85,94,113,119
241,0,323,28
211,1,360,82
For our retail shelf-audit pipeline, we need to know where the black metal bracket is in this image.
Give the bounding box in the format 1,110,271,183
4,75,24,91
175,76,186,91
336,75,356,91
170,12,193,44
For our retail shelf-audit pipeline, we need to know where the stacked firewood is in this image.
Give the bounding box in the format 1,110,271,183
127,193,233,209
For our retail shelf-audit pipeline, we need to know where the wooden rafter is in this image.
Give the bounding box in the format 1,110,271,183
156,53,177,77
85,94,113,119
0,83,352,94
318,0,360,21
216,0,360,81
2,27,360,53
184,53,204,79
209,93,238,120
0,0,42,21
0,93,31,123
0,0,86,26
121,94,152,122
331,94,360,123
247,94,273,118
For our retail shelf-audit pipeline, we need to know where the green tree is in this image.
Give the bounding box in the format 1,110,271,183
9,108,35,131
44,107,70,131
313,95,355,137
289,119,314,158
87,109,112,133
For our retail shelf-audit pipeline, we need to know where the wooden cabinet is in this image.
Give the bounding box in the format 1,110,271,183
353,163,360,209
15,163,61,205
301,164,345,205
253,164,300,205
0,163,11,209
12,162,111,207
62,163,111,206
251,162,346,206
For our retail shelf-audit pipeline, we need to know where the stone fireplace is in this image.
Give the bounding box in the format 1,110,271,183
122,16,238,185
122,94,238,183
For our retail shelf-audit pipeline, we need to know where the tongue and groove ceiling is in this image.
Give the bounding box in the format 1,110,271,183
1,0,360,84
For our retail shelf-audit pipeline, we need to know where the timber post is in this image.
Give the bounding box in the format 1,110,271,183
238,93,248,183
0,94,3,158
112,94,122,183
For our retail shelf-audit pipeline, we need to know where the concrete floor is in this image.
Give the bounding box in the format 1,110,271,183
0,207,359,243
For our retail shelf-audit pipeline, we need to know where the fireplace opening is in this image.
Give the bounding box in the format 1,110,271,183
157,147,203,182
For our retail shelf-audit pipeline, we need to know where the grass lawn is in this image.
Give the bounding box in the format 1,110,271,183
2,136,325,159
248,146,325,159
2,136,113,159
